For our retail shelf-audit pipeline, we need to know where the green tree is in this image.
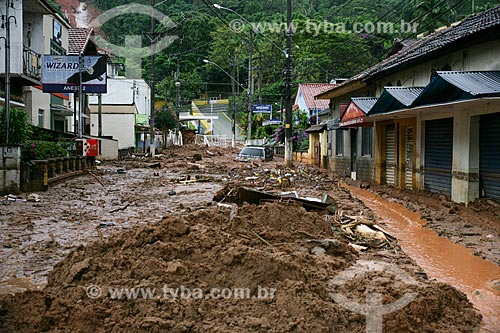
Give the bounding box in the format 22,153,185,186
0,107,32,145
155,106,176,147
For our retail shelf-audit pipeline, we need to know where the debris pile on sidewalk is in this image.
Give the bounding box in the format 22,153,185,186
0,202,481,332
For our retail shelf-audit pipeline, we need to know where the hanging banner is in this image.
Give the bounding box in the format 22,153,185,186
42,55,107,93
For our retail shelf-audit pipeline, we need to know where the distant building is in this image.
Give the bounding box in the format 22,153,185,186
88,64,151,150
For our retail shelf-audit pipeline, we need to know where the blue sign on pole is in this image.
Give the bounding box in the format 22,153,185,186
253,104,272,113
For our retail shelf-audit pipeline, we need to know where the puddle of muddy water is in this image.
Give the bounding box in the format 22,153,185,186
347,185,500,333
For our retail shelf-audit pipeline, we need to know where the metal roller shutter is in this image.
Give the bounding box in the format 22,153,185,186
386,125,396,186
424,118,453,197
405,127,413,190
480,112,500,200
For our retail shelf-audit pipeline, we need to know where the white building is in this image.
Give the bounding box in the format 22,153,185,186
88,66,151,150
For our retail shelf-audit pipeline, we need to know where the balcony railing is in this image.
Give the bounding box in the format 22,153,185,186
23,46,42,80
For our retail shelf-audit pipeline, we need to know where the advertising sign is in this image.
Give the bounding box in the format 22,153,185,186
253,104,272,113
42,55,107,93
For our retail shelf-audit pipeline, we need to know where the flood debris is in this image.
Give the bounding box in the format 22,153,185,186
0,202,482,332
214,185,334,212
87,171,106,186
327,213,397,251
145,162,161,169
26,193,41,202
0,144,488,332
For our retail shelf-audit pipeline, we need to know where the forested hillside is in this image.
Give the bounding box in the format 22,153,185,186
83,0,495,110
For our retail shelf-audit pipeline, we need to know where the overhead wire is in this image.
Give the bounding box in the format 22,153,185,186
405,0,469,38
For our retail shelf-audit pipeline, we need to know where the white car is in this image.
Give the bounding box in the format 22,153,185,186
234,146,273,162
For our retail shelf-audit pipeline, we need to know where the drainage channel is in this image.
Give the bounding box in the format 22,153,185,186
347,185,500,333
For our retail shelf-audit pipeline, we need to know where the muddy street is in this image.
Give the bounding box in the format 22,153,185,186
348,185,500,332
0,145,498,332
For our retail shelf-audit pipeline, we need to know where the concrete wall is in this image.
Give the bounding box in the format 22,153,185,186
90,113,136,149
24,11,44,56
26,87,51,128
328,156,350,177
98,138,119,160
1,145,21,194
357,157,375,181
24,14,72,130
43,14,70,53
293,151,312,164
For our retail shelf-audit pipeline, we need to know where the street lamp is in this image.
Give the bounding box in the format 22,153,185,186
204,59,249,148
213,2,293,166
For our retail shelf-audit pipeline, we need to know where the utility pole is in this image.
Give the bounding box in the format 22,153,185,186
258,55,262,104
78,53,84,138
97,94,102,137
284,0,293,167
247,30,253,142
231,55,237,148
175,58,180,136
3,0,13,143
149,0,156,156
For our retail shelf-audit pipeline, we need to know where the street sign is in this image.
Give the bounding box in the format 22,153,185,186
253,104,272,113
42,55,107,93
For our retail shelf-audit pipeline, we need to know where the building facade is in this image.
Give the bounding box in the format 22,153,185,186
317,5,500,203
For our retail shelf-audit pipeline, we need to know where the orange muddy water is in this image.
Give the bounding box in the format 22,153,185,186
347,185,500,332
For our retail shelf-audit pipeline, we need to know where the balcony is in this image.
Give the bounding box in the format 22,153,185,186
23,45,42,81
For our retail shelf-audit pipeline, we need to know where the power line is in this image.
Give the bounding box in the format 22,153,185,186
407,0,451,25
374,0,413,24
199,0,232,29
406,0,469,38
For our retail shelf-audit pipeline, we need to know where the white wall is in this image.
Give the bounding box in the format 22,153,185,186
0,0,24,74
89,79,151,116
375,39,500,95
90,113,135,149
25,14,72,130
295,88,309,113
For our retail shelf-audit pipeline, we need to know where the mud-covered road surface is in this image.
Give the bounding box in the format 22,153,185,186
0,145,497,332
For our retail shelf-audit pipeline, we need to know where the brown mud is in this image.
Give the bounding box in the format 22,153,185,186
348,185,500,333
0,145,491,332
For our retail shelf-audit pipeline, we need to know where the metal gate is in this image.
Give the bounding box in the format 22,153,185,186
424,118,453,197
405,127,414,190
386,125,396,186
480,112,500,200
